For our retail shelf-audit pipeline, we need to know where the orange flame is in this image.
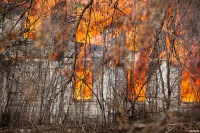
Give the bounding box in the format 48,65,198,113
21,0,199,103
181,46,200,102
74,69,92,100
24,0,56,38
181,70,200,102
74,42,92,100
127,47,150,101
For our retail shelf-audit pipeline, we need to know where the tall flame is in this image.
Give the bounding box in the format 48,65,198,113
24,0,56,38
181,46,200,102
127,47,149,101
21,0,199,102
74,69,92,100
74,43,92,100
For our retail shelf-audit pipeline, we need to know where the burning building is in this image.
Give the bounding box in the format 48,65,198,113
0,0,199,126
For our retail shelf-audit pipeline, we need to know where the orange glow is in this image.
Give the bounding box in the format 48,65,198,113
159,5,200,103
76,0,147,44
21,0,199,103
181,71,200,102
24,14,41,38
127,69,146,101
74,69,92,100
74,41,92,100
23,0,95,100
127,48,149,101
181,46,200,102
3,0,14,3
24,0,56,38
123,0,147,101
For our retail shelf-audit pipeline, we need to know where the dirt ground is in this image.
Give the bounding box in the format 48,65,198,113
0,121,199,133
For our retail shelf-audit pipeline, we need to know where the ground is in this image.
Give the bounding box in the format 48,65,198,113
0,121,200,133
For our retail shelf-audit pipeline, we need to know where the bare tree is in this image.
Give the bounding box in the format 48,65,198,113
0,0,199,132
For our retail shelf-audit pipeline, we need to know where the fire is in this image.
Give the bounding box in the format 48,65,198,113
127,47,149,101
181,71,200,102
24,14,41,38
74,69,92,100
181,46,200,102
21,0,200,102
157,4,200,103
74,0,149,101
127,69,146,101
74,41,92,100
24,0,56,38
